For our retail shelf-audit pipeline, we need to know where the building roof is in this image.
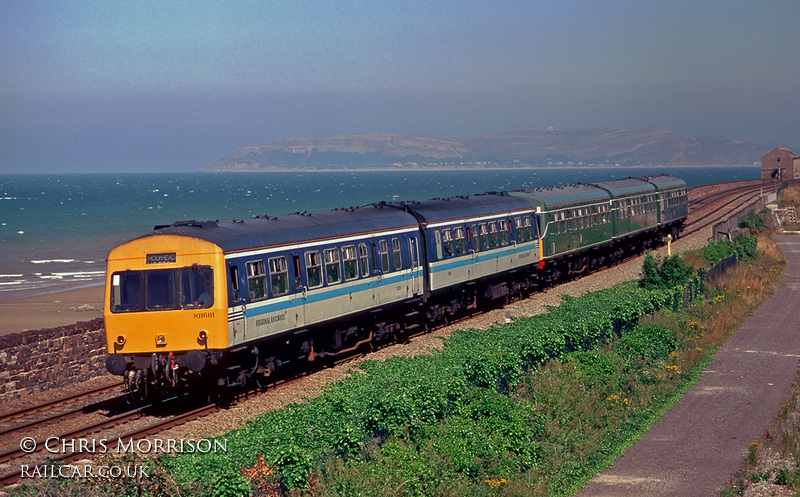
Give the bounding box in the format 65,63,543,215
762,147,799,160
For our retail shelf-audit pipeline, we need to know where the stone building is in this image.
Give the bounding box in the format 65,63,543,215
761,147,800,180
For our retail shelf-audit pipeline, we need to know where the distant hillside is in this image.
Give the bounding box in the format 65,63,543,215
204,129,778,171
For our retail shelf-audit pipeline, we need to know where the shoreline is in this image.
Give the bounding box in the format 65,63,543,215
204,164,758,173
0,165,759,176
0,284,104,336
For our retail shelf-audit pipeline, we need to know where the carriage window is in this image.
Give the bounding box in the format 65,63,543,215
359,243,369,277
488,222,499,247
246,260,267,301
392,238,402,269
454,226,466,254
324,248,341,284
479,224,489,249
441,229,454,257
268,256,288,296
379,240,390,271
409,239,418,266
434,230,443,259
524,216,533,239
305,251,322,288
342,245,358,280
498,220,509,245
229,265,240,301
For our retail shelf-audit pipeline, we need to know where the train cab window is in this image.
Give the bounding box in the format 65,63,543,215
498,220,509,245
454,227,466,254
379,240,390,272
392,238,402,269
268,256,288,297
342,245,358,280
181,266,213,308
146,270,176,310
305,251,322,288
359,243,369,277
324,248,341,284
110,272,143,312
441,229,454,258
111,267,216,313
246,260,267,301
478,224,489,249
434,230,443,259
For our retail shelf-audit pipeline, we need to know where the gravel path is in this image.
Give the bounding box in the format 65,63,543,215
575,235,800,496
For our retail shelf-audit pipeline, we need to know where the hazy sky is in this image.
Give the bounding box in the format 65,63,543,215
2,0,798,173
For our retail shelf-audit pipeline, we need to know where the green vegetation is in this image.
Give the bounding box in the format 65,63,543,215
736,209,770,232
700,234,758,266
10,234,785,497
640,252,694,290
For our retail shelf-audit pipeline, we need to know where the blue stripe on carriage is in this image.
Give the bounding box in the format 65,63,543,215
230,270,416,320
428,242,539,275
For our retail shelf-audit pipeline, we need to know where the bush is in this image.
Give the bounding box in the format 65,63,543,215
737,209,768,232
640,253,693,290
702,234,758,265
619,323,677,362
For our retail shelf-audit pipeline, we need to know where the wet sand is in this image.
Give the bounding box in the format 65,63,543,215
0,285,104,335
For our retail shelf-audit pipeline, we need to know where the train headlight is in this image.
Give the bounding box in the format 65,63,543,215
156,334,167,345
198,330,208,342
116,335,126,345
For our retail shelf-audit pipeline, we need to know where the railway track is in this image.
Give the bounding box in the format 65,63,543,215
0,177,793,488
0,381,123,429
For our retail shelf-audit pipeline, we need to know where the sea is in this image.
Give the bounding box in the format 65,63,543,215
0,167,759,300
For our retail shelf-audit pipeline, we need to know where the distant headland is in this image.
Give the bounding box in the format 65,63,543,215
204,128,779,172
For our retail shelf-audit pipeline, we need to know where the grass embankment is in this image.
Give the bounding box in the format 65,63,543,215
9,236,785,497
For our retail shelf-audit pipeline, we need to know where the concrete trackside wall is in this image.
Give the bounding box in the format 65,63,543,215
0,318,108,402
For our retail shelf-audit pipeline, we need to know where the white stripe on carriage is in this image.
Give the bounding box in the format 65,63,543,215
224,226,419,260
425,209,536,229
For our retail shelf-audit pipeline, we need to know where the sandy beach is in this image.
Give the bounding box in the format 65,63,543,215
0,285,105,336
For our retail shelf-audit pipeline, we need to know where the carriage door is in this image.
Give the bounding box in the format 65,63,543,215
409,238,421,296
229,263,246,342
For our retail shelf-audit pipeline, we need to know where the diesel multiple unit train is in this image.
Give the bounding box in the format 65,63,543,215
104,175,687,399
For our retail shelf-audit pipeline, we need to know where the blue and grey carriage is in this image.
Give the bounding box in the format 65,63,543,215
103,174,687,396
